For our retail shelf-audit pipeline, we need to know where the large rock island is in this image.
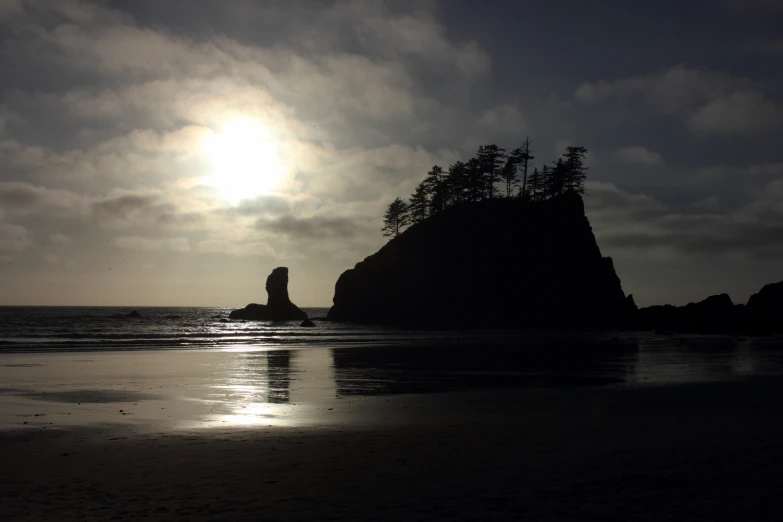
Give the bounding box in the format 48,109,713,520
327,193,634,327
229,267,308,321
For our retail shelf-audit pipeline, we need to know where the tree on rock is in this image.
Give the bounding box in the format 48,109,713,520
546,158,568,198
382,197,411,238
500,154,520,198
408,182,430,224
527,167,543,201
464,157,485,202
446,161,467,204
477,144,506,199
424,165,446,214
563,145,588,195
517,137,534,199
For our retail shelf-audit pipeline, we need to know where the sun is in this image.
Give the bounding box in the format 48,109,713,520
202,118,284,202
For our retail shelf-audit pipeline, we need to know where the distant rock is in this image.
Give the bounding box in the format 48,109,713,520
229,267,308,321
327,194,633,328
301,319,316,327
747,281,783,319
127,310,141,318
638,294,738,334
634,284,783,335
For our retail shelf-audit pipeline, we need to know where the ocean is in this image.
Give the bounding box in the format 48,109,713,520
0,305,538,353
3,306,783,389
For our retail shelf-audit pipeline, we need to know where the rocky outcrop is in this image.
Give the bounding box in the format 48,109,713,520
636,294,740,333
746,281,783,320
229,267,308,321
634,283,783,334
327,193,633,328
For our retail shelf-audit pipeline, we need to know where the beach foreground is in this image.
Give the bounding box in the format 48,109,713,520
2,345,783,520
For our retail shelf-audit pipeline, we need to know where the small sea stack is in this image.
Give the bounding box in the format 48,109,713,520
229,267,308,321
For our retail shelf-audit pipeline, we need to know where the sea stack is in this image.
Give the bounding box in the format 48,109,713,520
229,267,308,321
327,193,633,327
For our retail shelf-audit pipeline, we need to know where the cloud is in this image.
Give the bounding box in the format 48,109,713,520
688,91,783,133
257,215,360,239
0,0,23,21
0,182,88,218
744,163,783,177
749,39,783,56
615,146,663,165
196,239,276,257
587,181,783,259
167,237,191,252
0,222,31,251
115,236,191,252
49,234,70,245
477,104,525,134
575,64,752,107
574,64,781,134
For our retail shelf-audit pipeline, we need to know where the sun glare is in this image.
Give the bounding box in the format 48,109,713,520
202,118,284,202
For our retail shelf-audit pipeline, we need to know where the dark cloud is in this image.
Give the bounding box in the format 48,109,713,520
90,194,159,219
0,182,87,217
257,215,360,240
588,182,783,260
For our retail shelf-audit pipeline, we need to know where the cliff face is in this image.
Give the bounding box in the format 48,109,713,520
327,193,632,327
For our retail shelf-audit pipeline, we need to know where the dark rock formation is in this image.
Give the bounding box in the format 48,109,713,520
634,282,783,335
301,319,316,327
127,310,141,318
637,294,740,334
229,267,308,321
327,193,633,328
747,281,783,320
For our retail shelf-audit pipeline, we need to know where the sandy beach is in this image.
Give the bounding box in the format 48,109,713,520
2,344,783,520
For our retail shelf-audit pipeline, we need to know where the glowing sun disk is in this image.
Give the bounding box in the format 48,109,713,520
203,118,283,202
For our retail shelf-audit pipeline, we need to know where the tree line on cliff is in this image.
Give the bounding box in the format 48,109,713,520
382,139,589,237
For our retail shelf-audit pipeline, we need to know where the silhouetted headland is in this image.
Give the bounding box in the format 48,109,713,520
328,192,634,327
229,267,308,321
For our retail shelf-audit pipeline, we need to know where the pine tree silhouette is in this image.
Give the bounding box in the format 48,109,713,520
382,197,410,238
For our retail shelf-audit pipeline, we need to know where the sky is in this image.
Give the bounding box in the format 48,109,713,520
0,0,782,307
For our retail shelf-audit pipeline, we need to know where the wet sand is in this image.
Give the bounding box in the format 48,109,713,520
2,345,783,520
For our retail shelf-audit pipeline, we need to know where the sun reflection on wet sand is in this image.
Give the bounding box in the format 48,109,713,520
4,337,783,435
187,348,339,429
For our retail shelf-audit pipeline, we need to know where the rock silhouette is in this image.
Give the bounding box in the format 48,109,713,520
301,319,316,327
637,294,738,333
327,193,633,327
634,282,783,334
229,267,308,321
127,310,141,318
746,281,783,320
